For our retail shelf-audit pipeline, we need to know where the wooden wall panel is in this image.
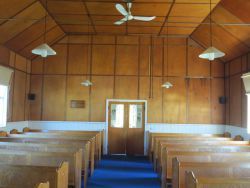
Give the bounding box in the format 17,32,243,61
15,54,27,72
139,44,150,76
66,76,89,121
163,77,187,123
42,76,66,120
92,45,115,75
0,46,10,66
166,45,187,76
25,74,30,120
211,78,225,124
90,76,114,121
116,45,139,75
147,77,163,123
188,78,211,124
211,61,224,77
188,45,210,77
152,43,163,76
31,57,44,74
30,75,43,120
229,75,242,126
68,45,89,75
230,57,242,76
29,35,226,125
12,70,26,121
44,45,67,74
225,77,230,125
115,76,138,99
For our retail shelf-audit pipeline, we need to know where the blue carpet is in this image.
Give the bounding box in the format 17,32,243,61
87,155,161,188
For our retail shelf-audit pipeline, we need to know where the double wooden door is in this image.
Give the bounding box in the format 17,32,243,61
108,102,145,156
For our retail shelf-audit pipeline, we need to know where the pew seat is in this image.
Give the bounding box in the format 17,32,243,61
0,162,68,188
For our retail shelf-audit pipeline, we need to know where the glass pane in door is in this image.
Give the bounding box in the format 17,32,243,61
129,104,143,128
110,104,124,128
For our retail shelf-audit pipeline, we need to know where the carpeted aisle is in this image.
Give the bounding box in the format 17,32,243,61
86,155,161,188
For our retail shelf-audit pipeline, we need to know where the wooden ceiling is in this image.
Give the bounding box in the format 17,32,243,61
0,0,249,61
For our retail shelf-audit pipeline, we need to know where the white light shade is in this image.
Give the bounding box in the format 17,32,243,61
31,43,56,58
242,73,250,94
0,65,13,86
162,82,173,89
199,46,225,61
81,80,93,87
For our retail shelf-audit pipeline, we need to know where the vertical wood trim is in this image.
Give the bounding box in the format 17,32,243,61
65,42,70,121
113,36,117,98
240,56,243,127
162,38,165,123
185,38,189,123
11,53,17,122
89,36,93,121
209,59,212,124
41,58,45,120
228,60,231,125
137,37,141,100
23,60,28,120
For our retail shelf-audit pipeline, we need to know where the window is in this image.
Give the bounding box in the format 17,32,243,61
110,104,124,128
0,85,8,127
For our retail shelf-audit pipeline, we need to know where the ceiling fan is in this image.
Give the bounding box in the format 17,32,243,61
114,1,156,25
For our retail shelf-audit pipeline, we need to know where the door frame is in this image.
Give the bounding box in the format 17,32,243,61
106,99,148,155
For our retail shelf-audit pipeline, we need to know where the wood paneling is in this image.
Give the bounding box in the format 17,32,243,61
163,77,187,123
188,78,211,124
92,45,115,75
116,45,139,75
12,70,26,121
44,45,67,74
42,76,66,120
30,75,43,120
211,78,225,124
115,76,138,99
90,76,114,121
147,77,163,123
68,45,89,75
188,43,210,77
66,76,89,121
15,54,27,72
166,44,187,76
229,75,242,126
29,35,225,125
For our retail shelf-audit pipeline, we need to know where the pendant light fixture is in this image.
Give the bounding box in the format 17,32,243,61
199,0,225,61
31,0,56,58
162,22,173,89
81,19,93,87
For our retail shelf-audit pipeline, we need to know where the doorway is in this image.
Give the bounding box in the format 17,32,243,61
108,101,145,156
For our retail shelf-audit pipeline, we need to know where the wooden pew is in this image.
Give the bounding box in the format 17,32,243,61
0,141,86,188
157,140,249,172
0,162,68,188
153,137,233,171
149,133,225,161
0,148,81,188
37,182,50,188
161,145,250,187
186,171,250,188
22,128,103,160
3,134,96,175
172,158,250,188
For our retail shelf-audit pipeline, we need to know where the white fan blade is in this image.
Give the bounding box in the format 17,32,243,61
127,3,132,11
115,4,128,16
114,17,127,25
133,16,156,21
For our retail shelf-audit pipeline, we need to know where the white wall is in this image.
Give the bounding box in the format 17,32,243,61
225,125,250,140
